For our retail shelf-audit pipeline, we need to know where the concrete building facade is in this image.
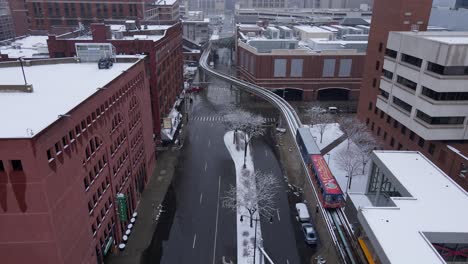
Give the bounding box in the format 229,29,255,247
0,56,156,264
47,22,184,139
357,0,468,191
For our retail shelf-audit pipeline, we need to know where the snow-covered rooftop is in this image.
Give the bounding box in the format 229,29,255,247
293,25,331,33
350,151,468,264
154,0,177,5
0,35,49,59
0,59,140,138
109,24,171,32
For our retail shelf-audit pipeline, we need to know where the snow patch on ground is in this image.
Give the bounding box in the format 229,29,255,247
224,131,262,264
308,123,343,150
309,123,369,194
326,139,370,194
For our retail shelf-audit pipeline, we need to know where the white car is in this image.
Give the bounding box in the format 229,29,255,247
295,203,310,222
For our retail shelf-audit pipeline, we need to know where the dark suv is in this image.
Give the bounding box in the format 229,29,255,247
98,58,113,69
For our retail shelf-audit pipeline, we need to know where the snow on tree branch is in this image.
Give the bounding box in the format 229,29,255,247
307,107,333,143
335,145,363,191
222,170,280,219
337,116,368,149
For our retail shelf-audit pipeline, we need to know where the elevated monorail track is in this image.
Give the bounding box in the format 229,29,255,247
200,43,364,264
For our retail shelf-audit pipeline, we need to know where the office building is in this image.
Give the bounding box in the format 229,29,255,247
0,56,156,264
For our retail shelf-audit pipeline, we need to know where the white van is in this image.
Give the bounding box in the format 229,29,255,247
295,203,310,222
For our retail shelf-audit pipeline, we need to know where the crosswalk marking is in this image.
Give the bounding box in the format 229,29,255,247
190,116,277,123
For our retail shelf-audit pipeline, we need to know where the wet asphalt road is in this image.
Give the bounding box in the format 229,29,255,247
147,44,303,264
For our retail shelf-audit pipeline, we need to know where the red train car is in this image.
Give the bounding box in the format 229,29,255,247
308,155,345,208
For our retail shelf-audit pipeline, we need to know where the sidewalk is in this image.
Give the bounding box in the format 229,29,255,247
106,125,187,264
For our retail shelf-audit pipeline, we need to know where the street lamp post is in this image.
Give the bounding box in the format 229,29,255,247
18,57,28,85
240,215,273,264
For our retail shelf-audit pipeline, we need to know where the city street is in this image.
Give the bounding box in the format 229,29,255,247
145,69,304,263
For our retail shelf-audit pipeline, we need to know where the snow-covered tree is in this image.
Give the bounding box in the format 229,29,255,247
335,145,363,193
223,109,265,168
337,117,368,149
354,131,379,174
308,107,332,143
222,170,280,227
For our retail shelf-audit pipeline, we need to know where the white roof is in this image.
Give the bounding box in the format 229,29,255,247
293,25,331,33
351,151,468,264
154,0,177,5
0,59,138,138
0,35,49,59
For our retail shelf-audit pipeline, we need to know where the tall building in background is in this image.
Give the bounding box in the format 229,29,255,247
6,0,28,36
358,0,468,191
455,0,468,8
0,0,15,40
26,0,180,32
237,0,287,9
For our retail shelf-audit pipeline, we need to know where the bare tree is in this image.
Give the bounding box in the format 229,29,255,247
223,109,265,168
222,170,280,227
337,116,368,149
335,145,363,193
354,131,379,174
308,107,332,143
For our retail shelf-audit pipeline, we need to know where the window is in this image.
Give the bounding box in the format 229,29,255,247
421,86,468,101
416,110,465,125
393,120,399,128
459,163,467,178
368,102,373,111
379,88,389,99
322,59,336,77
81,120,87,131
377,127,381,136
428,143,435,155
366,118,370,125
375,60,380,70
380,111,384,119
69,130,75,142
390,137,395,147
338,59,352,77
393,96,412,113
11,160,23,171
378,42,383,52
274,59,286,77
382,69,393,80
418,137,425,148
396,75,417,91
401,53,422,67
75,125,81,136
397,143,403,150
47,149,53,161
250,56,255,74
84,178,89,190
62,136,68,148
401,125,406,135
383,132,387,140
372,78,377,88
409,131,415,141
385,48,397,59
55,142,62,154
386,115,391,124
371,122,375,131
374,107,378,115
290,59,303,77
427,62,468,76
0,161,4,171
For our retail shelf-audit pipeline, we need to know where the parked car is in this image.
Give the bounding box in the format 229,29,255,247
295,203,310,222
187,86,203,93
327,106,338,114
301,223,318,245
98,58,113,69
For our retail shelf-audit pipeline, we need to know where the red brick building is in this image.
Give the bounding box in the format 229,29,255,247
25,0,179,31
47,22,184,139
0,56,156,264
236,26,366,101
357,0,468,190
